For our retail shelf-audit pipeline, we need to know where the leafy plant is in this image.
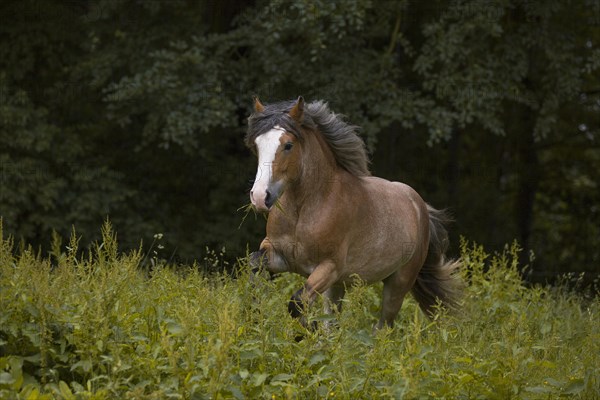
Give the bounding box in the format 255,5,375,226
0,222,598,398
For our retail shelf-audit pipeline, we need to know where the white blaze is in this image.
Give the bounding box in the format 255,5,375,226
251,126,284,210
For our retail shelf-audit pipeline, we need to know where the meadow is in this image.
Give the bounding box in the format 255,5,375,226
0,221,598,399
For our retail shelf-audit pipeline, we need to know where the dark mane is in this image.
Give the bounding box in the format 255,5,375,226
246,99,370,177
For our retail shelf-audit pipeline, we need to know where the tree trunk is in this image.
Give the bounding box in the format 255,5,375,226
514,113,540,271
447,129,460,209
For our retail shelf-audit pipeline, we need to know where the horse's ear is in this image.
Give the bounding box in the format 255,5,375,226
253,96,265,113
289,96,304,121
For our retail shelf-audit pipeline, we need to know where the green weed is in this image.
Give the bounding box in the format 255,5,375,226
0,222,598,399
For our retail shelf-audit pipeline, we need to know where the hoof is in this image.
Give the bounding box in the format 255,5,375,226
288,288,318,331
248,250,275,283
288,288,305,319
249,249,267,273
249,249,266,268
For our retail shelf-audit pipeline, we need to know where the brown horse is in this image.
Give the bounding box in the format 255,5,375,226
246,96,462,329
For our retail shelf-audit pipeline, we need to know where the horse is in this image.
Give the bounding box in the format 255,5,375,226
245,96,462,330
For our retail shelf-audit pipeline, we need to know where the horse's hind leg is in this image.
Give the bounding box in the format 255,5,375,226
376,267,419,329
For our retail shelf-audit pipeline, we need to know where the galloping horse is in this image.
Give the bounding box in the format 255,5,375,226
246,96,462,329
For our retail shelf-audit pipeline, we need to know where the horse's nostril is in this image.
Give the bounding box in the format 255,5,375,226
265,190,273,208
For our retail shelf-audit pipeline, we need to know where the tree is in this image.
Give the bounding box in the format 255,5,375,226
408,0,600,278
0,0,139,249
1,0,598,280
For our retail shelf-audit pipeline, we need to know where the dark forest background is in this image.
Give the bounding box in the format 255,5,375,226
1,0,599,282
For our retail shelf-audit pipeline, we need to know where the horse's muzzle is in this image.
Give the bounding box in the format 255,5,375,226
250,181,283,212
250,190,270,212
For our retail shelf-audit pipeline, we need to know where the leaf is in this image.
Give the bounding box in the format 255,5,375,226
454,357,473,364
271,373,293,383
166,322,184,336
132,334,149,342
540,322,552,335
25,387,40,400
23,354,42,365
458,373,474,384
0,372,15,385
525,385,553,394
226,386,245,399
543,377,564,387
308,352,327,366
239,369,249,379
59,381,75,400
8,356,23,376
70,359,92,373
251,372,268,387
563,379,585,395
538,360,556,369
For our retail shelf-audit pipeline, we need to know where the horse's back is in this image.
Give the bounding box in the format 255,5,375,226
343,176,430,282
359,176,428,225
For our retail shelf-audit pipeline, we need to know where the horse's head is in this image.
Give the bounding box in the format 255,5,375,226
248,96,305,212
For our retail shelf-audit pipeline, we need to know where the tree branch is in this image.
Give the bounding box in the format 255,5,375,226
386,13,402,56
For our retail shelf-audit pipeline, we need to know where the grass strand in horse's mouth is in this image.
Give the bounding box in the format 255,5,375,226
273,199,286,215
237,203,266,229
238,198,286,228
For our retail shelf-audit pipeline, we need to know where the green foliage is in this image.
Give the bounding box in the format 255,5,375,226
1,224,598,399
1,0,599,276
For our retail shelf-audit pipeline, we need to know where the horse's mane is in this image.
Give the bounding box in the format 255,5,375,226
246,99,370,177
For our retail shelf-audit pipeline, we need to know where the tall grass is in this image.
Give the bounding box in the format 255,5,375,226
0,221,598,399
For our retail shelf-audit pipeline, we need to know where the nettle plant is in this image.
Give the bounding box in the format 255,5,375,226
0,221,598,399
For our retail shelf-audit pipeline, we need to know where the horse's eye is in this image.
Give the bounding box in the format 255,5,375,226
284,142,294,151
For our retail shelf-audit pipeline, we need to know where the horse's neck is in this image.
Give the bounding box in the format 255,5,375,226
289,131,339,211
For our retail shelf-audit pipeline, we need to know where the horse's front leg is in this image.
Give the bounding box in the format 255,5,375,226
288,260,341,327
250,237,289,275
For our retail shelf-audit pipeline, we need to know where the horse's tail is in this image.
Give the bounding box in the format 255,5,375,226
411,205,463,317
